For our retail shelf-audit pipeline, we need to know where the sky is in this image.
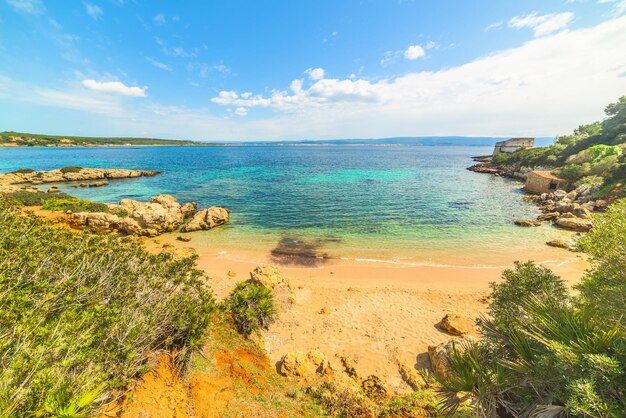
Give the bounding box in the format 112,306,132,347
0,0,625,141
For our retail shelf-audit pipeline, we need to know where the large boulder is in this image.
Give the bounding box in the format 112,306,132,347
555,216,593,232
71,195,200,237
438,314,474,336
180,206,229,232
428,336,475,379
249,264,285,289
119,194,186,235
513,219,541,227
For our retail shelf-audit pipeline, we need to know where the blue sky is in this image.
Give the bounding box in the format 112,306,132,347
0,0,625,141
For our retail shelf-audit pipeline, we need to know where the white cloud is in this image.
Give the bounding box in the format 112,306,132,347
84,3,103,20
485,21,503,31
204,16,626,139
146,57,172,72
404,44,425,60
153,13,166,25
82,79,147,97
305,67,325,80
234,107,248,116
598,0,626,15
4,16,626,141
508,11,574,37
6,0,44,14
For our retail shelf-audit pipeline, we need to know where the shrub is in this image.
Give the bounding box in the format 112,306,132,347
41,197,110,213
0,199,215,415
59,166,83,174
6,191,72,206
9,168,35,174
224,282,277,337
437,206,626,418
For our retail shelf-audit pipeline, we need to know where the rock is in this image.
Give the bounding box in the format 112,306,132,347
180,206,229,232
79,183,87,188
339,355,358,380
513,219,541,227
553,190,567,200
438,314,474,336
176,235,192,242
594,200,608,210
566,190,578,201
397,361,424,391
361,375,390,401
170,247,197,260
119,194,186,236
88,181,108,187
47,186,60,193
180,202,197,218
249,264,285,289
428,336,475,378
537,212,559,222
279,351,327,377
319,307,331,315
555,217,593,232
227,271,237,278
546,239,572,250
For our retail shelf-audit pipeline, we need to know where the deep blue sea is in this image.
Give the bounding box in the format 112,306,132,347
0,145,571,265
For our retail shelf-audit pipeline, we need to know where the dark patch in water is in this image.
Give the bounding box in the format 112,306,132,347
270,236,338,267
448,200,472,210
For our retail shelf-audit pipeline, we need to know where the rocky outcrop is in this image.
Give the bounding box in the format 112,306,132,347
397,360,424,390
279,350,328,377
180,206,229,232
437,314,474,336
249,265,286,289
69,194,218,237
361,375,390,401
0,167,160,194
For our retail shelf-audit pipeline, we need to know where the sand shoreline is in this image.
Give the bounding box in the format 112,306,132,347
150,232,589,392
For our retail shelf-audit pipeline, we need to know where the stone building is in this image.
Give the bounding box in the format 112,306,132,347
492,137,534,155
524,170,569,194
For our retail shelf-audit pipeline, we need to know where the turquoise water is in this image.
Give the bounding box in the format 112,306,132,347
0,145,570,264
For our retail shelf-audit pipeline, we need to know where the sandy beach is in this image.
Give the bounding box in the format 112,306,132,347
151,232,589,392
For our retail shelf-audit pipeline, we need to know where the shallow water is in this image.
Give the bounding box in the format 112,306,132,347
0,145,573,265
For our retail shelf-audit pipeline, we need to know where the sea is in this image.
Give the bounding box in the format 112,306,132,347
0,143,573,266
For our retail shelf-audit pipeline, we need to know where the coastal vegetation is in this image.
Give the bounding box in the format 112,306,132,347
492,96,626,198
0,131,207,147
224,281,278,337
0,197,215,416
435,200,626,417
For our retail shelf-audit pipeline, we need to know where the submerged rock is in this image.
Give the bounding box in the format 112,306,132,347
176,235,192,242
514,219,541,227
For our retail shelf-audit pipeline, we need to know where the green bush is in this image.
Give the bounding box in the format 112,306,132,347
6,191,72,206
41,197,111,213
224,282,277,337
59,166,83,174
0,199,215,415
9,168,35,174
436,206,626,418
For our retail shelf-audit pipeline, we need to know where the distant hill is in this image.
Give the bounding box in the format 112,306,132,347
229,136,556,147
0,131,207,147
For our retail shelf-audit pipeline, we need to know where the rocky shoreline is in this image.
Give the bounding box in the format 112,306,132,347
468,157,606,237
0,166,230,238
